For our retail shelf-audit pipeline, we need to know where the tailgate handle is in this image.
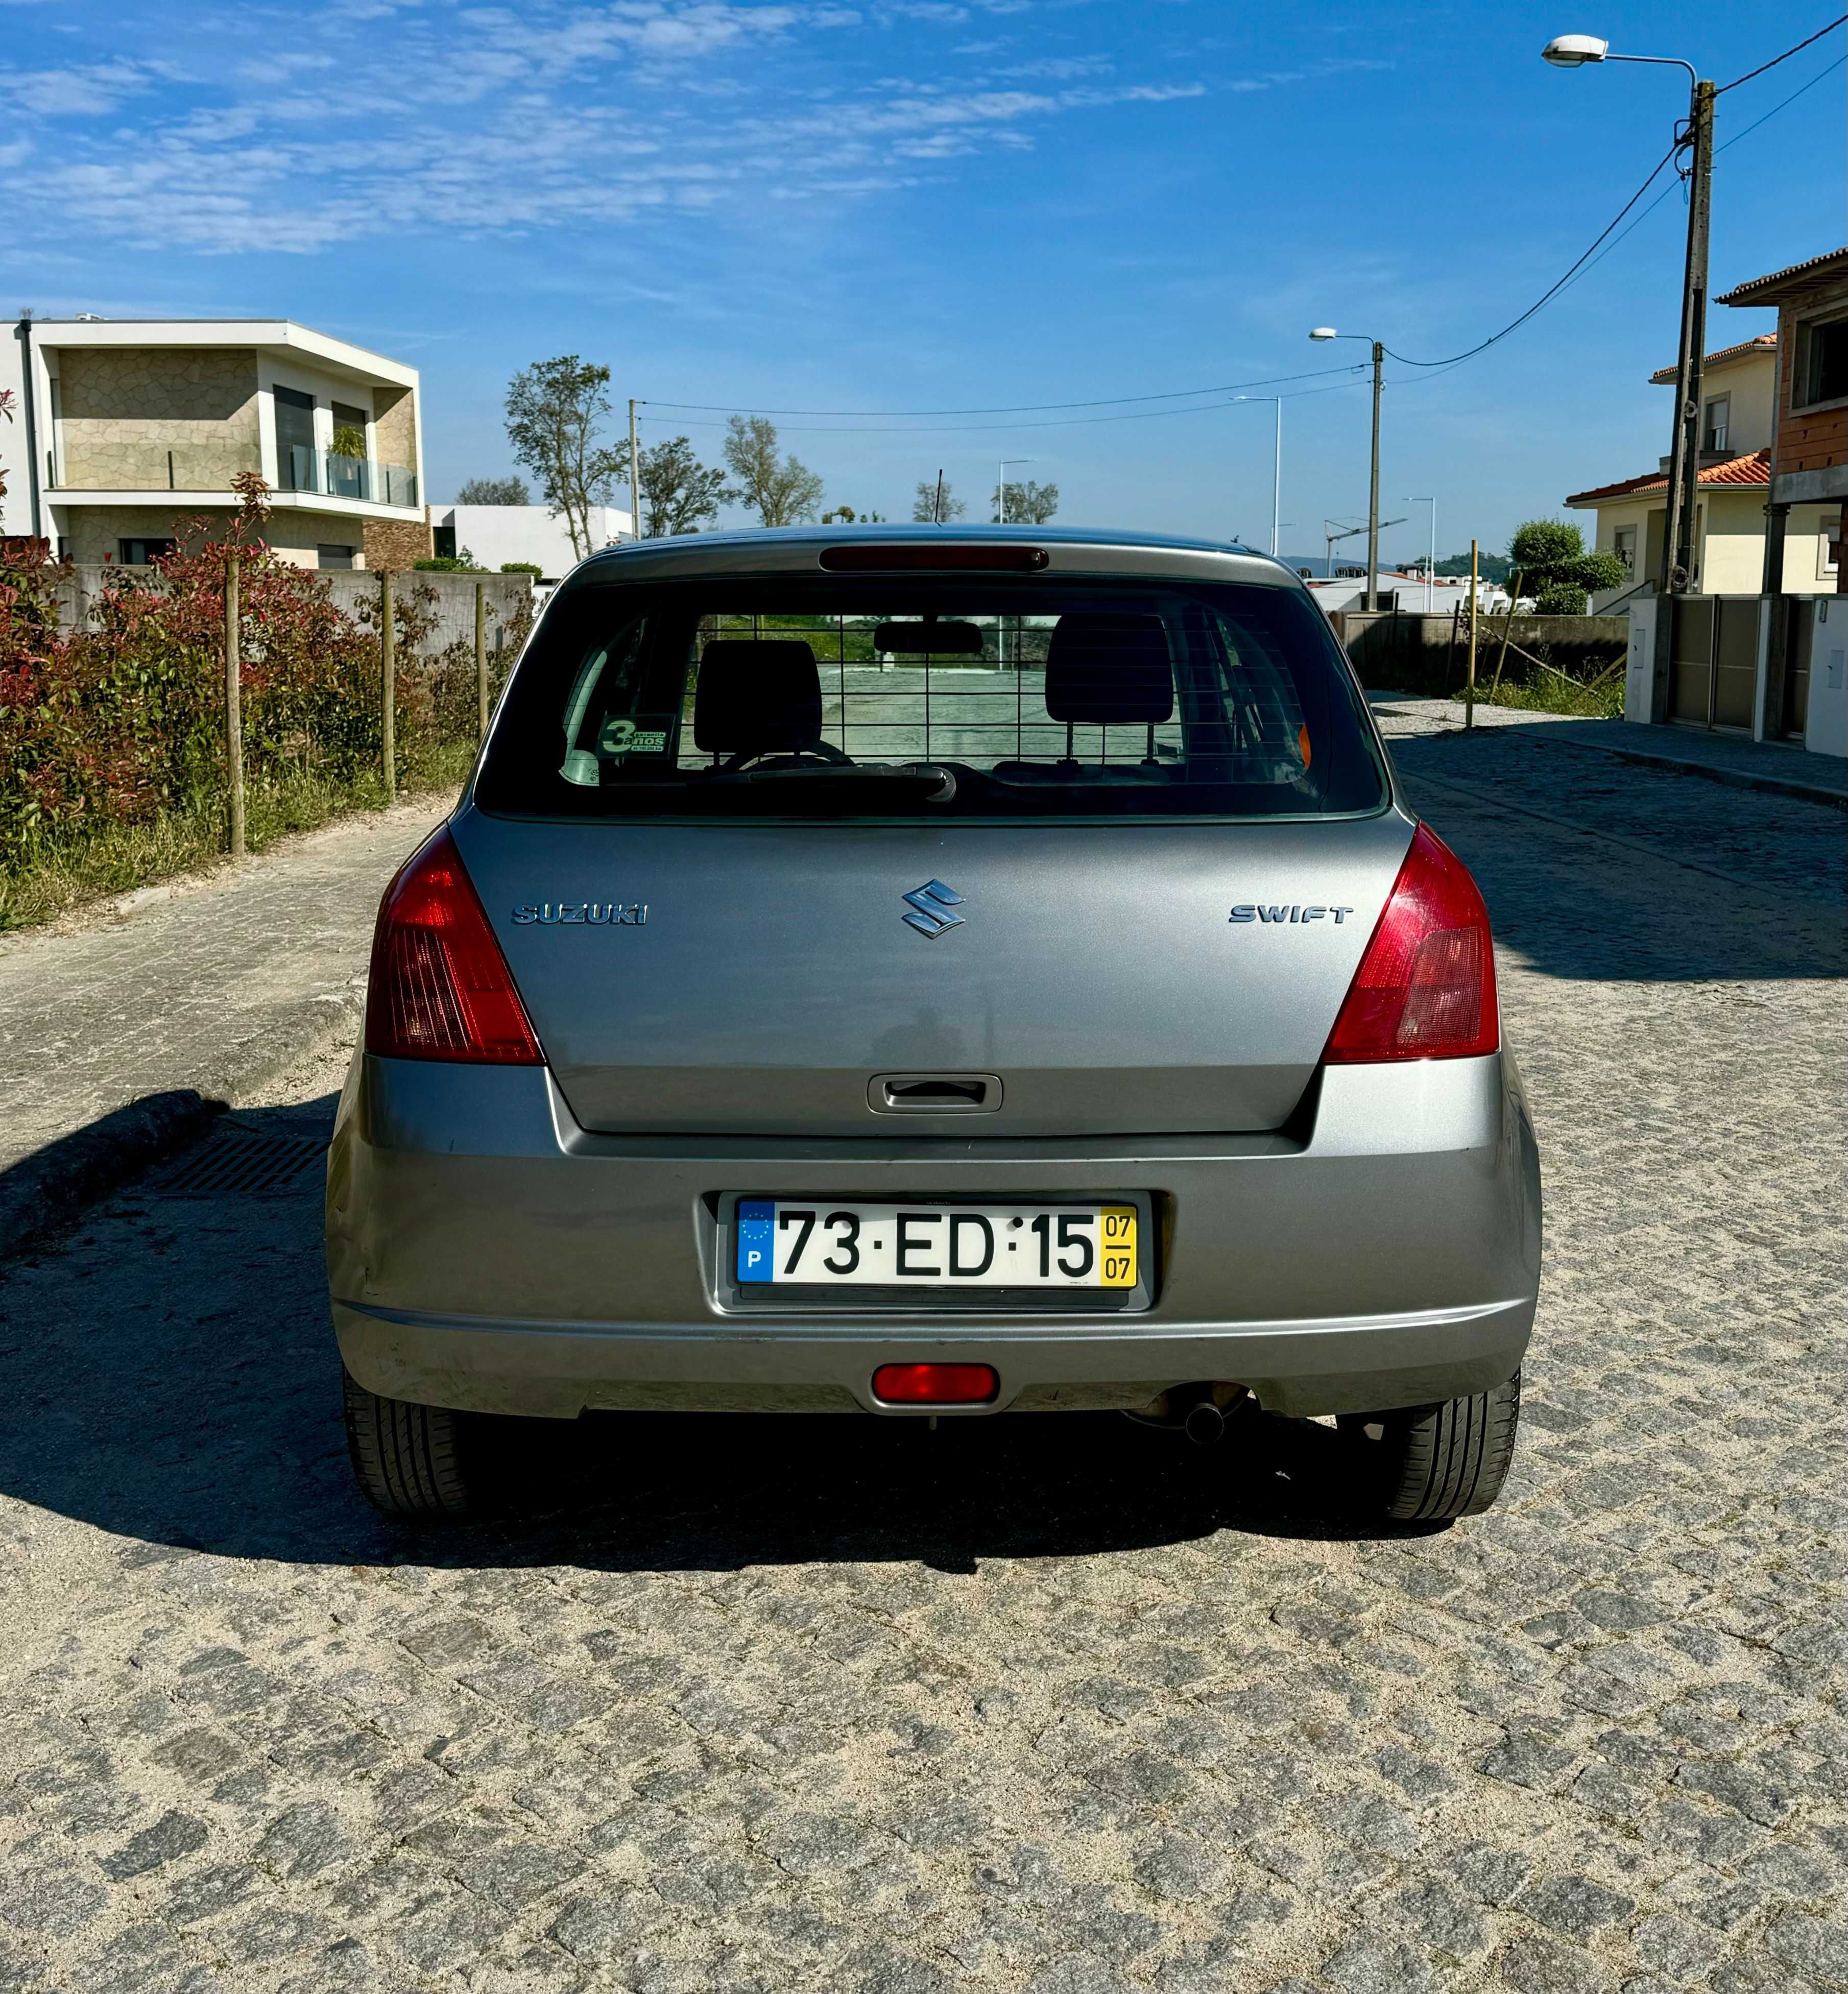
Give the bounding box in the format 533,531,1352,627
871,1072,1003,1114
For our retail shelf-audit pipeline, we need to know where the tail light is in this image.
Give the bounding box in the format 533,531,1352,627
1324,825,1498,1063
365,828,543,1064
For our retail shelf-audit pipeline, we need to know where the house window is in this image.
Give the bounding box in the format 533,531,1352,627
318,544,357,570
1701,395,1729,453
273,385,317,492
117,538,176,566
1612,525,1637,574
1797,319,1848,407
1823,519,1842,581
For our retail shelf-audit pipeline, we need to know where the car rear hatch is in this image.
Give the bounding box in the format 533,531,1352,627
450,812,1413,1138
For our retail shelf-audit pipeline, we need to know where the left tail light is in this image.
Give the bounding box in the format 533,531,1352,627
365,828,543,1064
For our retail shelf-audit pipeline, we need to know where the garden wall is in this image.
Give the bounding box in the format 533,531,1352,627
1329,608,1629,693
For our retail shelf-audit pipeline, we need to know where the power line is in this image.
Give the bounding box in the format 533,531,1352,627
1716,14,1845,93
645,376,1368,438
639,363,1365,421
1379,141,1679,370
1372,50,1843,401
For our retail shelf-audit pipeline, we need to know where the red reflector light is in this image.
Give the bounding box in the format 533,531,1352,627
1324,824,1499,1063
872,1363,1000,1405
365,828,543,1065
819,543,1049,572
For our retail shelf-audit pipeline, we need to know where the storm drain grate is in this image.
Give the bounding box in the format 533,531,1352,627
159,1132,327,1198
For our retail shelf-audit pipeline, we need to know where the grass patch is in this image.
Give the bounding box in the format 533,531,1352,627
1473,665,1623,720
0,743,476,934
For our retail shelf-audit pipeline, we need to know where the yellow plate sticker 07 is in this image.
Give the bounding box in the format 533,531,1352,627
1099,1206,1138,1287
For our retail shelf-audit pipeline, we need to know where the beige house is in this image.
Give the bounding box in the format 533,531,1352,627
1564,333,1838,599
3,317,430,570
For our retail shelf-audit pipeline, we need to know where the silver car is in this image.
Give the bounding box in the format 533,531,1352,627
328,526,1540,1522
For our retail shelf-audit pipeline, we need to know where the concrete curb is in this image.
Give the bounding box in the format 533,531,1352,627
1578,740,1848,812
0,988,363,1262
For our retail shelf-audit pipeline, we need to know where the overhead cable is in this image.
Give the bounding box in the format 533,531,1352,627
1716,14,1845,93
640,363,1366,421
1378,142,1679,370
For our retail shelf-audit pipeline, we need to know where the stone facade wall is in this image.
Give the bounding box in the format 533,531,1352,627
371,383,417,476
62,506,235,566
56,349,260,491
362,516,434,569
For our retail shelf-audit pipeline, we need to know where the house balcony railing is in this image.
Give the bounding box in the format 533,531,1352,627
279,445,418,508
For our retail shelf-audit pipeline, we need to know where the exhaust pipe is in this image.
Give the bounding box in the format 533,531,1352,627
1184,1401,1226,1447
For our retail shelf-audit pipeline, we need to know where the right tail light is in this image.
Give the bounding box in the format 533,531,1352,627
1324,824,1499,1063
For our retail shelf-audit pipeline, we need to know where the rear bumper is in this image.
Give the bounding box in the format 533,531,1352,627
326,1051,1542,1421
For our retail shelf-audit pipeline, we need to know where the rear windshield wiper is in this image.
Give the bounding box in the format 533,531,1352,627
690,761,959,803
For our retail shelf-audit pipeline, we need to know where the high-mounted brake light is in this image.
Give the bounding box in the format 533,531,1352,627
365,828,543,1064
819,544,1049,573
1324,825,1498,1063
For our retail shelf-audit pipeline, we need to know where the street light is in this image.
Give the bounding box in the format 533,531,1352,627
1310,326,1386,611
1543,31,1713,624
998,456,1033,524
1232,397,1284,557
1407,495,1436,612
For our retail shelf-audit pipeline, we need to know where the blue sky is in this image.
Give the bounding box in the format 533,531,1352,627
5,1,1841,563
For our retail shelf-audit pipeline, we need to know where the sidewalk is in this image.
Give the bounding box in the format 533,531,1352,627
0,797,449,1257
1368,694,1847,809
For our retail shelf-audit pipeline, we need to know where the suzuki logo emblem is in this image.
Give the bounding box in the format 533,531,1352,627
902,878,966,939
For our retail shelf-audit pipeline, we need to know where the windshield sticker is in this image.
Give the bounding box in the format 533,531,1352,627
599,715,673,756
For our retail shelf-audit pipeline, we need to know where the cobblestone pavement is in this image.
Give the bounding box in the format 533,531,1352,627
1,732,1842,1994
0,796,448,1181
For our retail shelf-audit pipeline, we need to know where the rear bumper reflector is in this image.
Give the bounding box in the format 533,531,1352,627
872,1362,1000,1405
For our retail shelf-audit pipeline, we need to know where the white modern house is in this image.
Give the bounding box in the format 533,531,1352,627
3,316,430,569
429,502,634,583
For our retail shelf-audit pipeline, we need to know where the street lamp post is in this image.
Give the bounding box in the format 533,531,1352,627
1408,495,1436,611
998,456,1033,525
1309,328,1385,610
1231,397,1284,556
1543,33,1715,712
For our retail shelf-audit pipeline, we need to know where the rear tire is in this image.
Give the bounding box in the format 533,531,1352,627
1357,1369,1522,1521
342,1367,492,1520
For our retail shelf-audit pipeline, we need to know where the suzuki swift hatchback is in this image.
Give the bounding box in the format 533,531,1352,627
327,527,1540,1522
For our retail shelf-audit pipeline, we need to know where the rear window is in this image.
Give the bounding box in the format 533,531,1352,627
473,575,1386,820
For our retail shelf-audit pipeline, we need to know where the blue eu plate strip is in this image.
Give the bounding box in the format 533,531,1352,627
736,1200,775,1283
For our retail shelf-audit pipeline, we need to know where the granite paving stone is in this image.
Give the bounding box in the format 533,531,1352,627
0,714,1840,1989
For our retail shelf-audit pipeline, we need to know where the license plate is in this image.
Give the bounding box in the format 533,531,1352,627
734,1202,1138,1288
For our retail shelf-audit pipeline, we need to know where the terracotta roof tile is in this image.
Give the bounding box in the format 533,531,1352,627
1647,333,1777,383
1565,450,1771,508
1714,248,1848,306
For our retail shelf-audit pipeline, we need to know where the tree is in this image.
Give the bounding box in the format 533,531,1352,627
457,475,531,506
1508,519,1626,614
723,415,824,527
636,436,733,538
911,478,968,523
993,478,1059,524
503,357,625,559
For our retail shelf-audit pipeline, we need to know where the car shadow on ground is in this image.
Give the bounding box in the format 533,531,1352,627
0,1096,1442,1576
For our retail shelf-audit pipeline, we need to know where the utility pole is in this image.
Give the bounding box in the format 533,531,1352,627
1272,400,1282,558
1466,538,1480,732
1541,37,1715,727
628,398,641,540
1664,78,1716,597
1366,340,1384,612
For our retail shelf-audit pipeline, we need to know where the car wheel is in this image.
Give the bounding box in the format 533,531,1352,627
342,1367,492,1520
1348,1369,1522,1521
